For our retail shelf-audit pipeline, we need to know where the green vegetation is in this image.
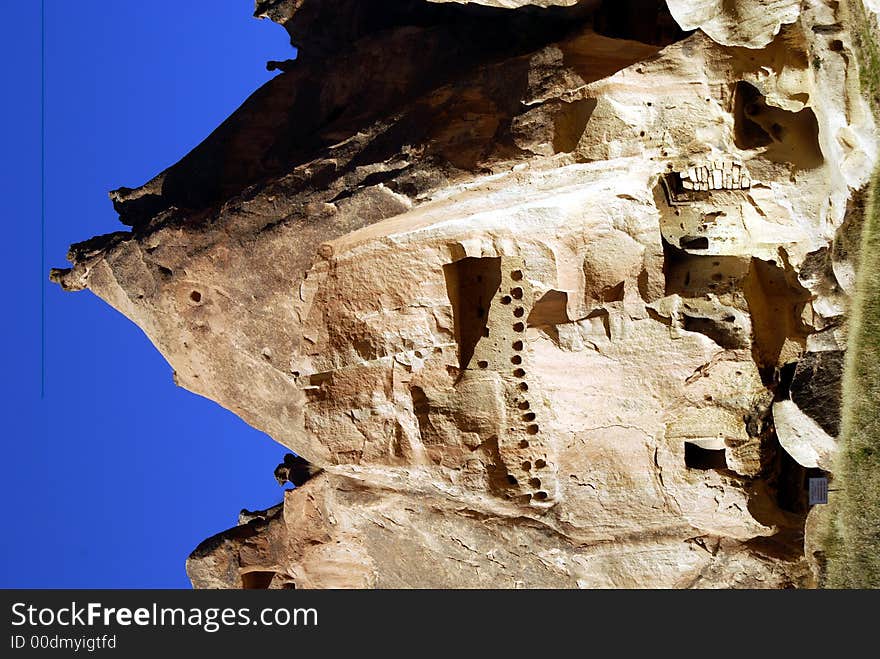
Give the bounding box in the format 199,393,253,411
823,1,880,589
847,0,880,109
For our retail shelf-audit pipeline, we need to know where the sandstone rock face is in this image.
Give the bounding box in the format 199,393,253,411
53,0,876,588
666,0,802,48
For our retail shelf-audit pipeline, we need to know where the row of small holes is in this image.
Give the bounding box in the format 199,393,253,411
518,417,548,501
512,272,525,455
516,376,544,499
508,270,545,499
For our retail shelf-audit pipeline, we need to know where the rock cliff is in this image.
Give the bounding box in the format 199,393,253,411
52,0,877,588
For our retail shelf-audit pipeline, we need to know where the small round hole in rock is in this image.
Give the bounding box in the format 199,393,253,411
535,459,546,468
518,401,530,410
513,340,524,351
534,491,548,500
511,270,523,281
519,439,530,448
511,355,522,365
522,461,532,471
513,322,525,332
190,291,202,303
526,424,539,434
518,382,529,391
501,295,512,305
513,307,525,318
477,360,489,369
514,368,526,378
511,287,523,299
522,412,536,421
529,478,541,488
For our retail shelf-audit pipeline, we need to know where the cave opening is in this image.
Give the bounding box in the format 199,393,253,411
766,436,828,514
241,570,276,589
680,236,709,250
662,237,749,297
733,81,823,169
682,314,746,350
593,0,688,45
443,257,502,369
734,81,774,149
742,256,811,374
685,443,728,470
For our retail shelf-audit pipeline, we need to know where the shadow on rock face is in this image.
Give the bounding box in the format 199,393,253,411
112,0,689,229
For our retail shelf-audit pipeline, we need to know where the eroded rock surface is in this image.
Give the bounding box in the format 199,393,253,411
53,0,877,588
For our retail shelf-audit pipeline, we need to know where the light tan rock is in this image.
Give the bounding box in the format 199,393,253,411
666,0,801,48
52,0,876,588
773,400,838,470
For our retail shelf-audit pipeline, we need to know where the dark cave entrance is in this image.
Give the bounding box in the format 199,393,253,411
685,443,728,470
443,257,502,369
240,570,276,589
733,80,823,169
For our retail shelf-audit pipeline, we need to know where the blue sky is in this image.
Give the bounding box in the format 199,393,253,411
1,1,295,588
